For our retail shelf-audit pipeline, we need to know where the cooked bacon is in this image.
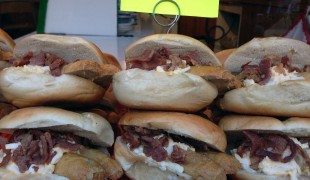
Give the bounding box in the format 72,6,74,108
170,145,186,163
11,52,66,77
12,52,33,66
150,146,168,162
1,130,84,173
126,48,208,71
29,52,46,66
258,59,271,85
157,47,171,59
0,149,11,167
238,131,303,167
122,126,211,163
126,49,155,62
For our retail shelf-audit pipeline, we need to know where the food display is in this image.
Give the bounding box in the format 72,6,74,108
220,37,310,117
0,30,123,179
0,26,309,179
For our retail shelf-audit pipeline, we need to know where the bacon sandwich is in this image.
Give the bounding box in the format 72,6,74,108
0,106,123,179
113,34,241,112
114,111,241,180
219,114,310,180
0,34,120,108
220,37,310,117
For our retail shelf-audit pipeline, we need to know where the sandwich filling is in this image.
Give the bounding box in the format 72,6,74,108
126,48,213,71
10,51,66,76
0,129,86,174
232,131,310,180
238,55,306,86
121,126,233,179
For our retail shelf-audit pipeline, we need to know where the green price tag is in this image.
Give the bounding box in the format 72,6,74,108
120,0,219,18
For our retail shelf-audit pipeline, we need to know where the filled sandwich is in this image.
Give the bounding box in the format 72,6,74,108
114,111,241,179
0,106,123,179
0,34,119,108
113,34,241,112
219,115,310,180
220,37,310,117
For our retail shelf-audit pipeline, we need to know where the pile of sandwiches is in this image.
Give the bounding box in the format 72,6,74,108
1,27,310,180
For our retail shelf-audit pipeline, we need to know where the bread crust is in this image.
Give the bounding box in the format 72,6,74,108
13,34,107,64
215,48,236,65
224,37,310,73
0,28,15,52
113,68,218,112
187,66,242,94
220,80,310,117
219,115,286,132
103,53,122,70
125,34,221,66
0,106,114,147
119,111,226,152
0,66,105,108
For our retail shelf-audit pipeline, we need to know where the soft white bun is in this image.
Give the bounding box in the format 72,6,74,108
0,168,69,180
220,80,310,117
219,114,310,137
224,37,310,72
113,68,218,112
0,28,15,52
120,111,226,152
125,34,221,66
0,66,105,108
114,137,190,180
0,106,114,147
219,115,286,132
13,34,107,64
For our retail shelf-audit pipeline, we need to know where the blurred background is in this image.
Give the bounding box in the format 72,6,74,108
0,0,309,52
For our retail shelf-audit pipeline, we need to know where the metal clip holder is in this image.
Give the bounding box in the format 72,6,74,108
152,0,181,34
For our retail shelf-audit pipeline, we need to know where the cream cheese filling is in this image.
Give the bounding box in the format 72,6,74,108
243,66,304,87
128,135,194,179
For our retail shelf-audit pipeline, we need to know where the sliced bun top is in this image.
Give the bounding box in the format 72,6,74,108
125,34,221,66
224,37,310,72
13,34,107,64
0,107,114,147
0,28,15,52
119,111,227,152
219,115,310,136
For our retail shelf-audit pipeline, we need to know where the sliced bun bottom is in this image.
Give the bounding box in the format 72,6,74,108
113,69,218,112
220,80,310,117
0,66,105,108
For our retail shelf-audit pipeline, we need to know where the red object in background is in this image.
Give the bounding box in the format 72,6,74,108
283,7,310,44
